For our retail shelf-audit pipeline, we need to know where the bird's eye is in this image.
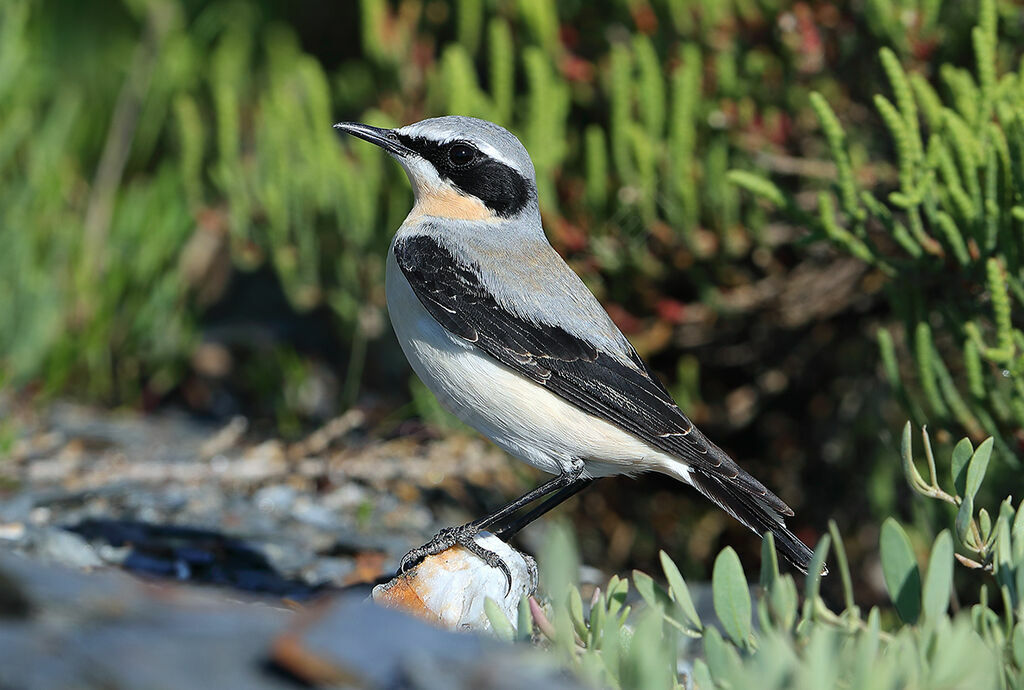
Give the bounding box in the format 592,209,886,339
447,143,477,167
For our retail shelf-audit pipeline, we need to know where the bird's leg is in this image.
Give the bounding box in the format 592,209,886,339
470,461,585,531
490,477,594,539
397,462,588,592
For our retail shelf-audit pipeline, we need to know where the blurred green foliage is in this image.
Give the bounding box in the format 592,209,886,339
733,0,1024,537
0,0,404,411
4,0,967,405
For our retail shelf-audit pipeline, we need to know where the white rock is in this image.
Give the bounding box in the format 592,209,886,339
0,523,25,540
372,533,536,634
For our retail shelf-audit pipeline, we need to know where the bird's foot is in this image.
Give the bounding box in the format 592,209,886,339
399,523,513,595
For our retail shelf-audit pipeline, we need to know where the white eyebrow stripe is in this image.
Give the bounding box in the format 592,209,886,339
394,124,519,170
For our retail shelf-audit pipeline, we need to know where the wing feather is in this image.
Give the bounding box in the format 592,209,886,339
394,234,793,518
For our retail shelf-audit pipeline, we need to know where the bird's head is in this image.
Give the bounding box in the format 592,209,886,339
334,116,538,223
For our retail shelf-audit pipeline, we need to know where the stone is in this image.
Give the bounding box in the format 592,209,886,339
28,527,104,569
0,551,585,689
372,533,537,633
270,594,584,689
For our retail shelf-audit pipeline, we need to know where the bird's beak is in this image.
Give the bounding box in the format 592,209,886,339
333,122,415,158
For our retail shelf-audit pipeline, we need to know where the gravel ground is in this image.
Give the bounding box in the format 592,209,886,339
0,401,524,596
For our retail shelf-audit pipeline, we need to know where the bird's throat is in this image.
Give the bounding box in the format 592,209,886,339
405,184,497,224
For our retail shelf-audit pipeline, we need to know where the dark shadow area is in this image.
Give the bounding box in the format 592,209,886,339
66,519,329,599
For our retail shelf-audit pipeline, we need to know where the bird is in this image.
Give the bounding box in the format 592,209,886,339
334,115,821,584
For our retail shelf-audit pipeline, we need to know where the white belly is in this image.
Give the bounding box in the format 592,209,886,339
385,249,680,480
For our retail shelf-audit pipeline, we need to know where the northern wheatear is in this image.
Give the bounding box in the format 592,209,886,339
335,116,820,583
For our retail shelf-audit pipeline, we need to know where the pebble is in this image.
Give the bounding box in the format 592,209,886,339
0,523,25,541
96,543,131,565
29,527,104,569
300,557,355,585
290,499,339,529
320,483,367,511
254,485,296,515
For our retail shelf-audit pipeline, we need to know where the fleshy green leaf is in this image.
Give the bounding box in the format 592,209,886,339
1012,623,1024,668
712,547,752,648
633,569,672,612
660,550,702,631
769,574,799,631
956,494,975,547
850,607,882,690
760,531,780,589
880,518,921,623
702,626,741,683
951,437,974,497
589,593,605,648
804,534,831,608
484,597,515,642
516,595,533,642
995,518,1014,594
691,658,717,690
901,421,929,492
828,520,856,613
607,574,629,615
922,530,954,619
568,587,588,641
978,508,992,544
965,437,993,501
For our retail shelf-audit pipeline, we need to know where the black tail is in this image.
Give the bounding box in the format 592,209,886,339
689,471,824,575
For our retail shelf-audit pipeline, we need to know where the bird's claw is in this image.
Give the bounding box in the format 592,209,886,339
398,524,513,596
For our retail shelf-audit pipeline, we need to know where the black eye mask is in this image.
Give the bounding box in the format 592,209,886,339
394,134,533,218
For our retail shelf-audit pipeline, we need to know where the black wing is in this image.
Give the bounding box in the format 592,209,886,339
394,234,816,572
